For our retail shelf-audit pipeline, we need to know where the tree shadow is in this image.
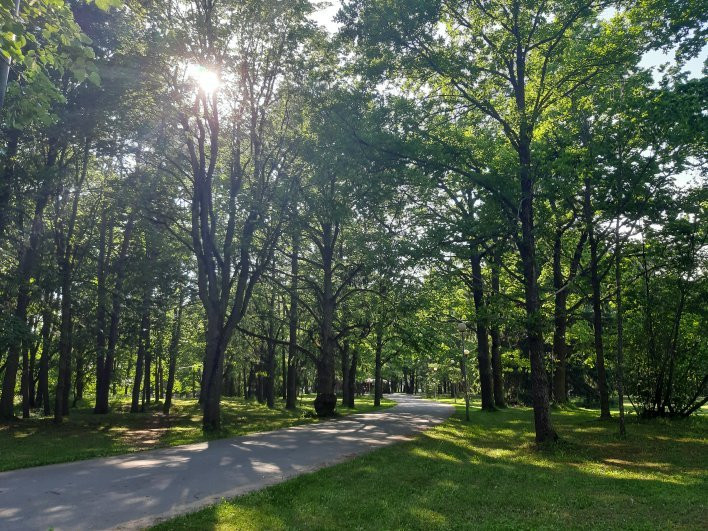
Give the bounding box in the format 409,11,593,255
162,403,706,530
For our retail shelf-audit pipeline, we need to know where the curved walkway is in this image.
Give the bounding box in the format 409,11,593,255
0,394,453,530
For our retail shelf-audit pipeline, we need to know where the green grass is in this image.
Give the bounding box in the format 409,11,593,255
0,394,394,472
152,398,708,531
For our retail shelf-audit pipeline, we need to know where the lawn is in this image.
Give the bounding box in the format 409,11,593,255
152,398,708,530
0,394,394,472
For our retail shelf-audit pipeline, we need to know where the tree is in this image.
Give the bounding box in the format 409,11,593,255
154,0,310,429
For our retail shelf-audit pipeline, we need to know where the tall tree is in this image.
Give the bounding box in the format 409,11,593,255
156,0,309,429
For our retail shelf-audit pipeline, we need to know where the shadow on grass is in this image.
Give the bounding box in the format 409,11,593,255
154,402,707,531
0,395,394,472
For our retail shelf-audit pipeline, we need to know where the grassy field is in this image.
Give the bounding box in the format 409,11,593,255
153,398,708,531
0,395,394,472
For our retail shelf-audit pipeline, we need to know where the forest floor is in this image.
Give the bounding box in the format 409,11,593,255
0,394,395,472
153,398,708,530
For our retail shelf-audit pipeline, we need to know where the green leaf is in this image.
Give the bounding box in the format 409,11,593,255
88,70,101,86
94,0,122,11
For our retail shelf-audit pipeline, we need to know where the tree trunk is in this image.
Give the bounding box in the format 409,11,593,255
490,250,505,407
201,330,227,429
374,327,383,407
163,299,183,414
157,348,163,400
286,231,299,409
27,329,39,409
281,346,286,400
94,205,108,408
73,354,84,406
243,365,248,400
641,235,662,412
615,214,626,436
0,180,51,420
314,222,337,417
54,254,74,421
347,349,357,408
21,342,30,418
552,230,569,404
124,357,132,396
95,214,134,414
662,288,686,413
460,332,470,422
265,337,276,409
131,295,150,413
470,248,495,410
55,140,89,419
341,341,350,408
142,326,152,410
517,138,557,442
37,299,53,415
585,178,610,419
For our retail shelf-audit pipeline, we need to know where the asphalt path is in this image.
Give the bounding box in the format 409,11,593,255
0,394,453,530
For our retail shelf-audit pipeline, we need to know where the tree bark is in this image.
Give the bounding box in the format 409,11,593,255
374,326,383,407
347,348,357,408
641,235,662,412
341,341,350,408
281,346,286,400
54,254,73,421
470,248,495,410
585,178,611,419
55,139,89,420
37,298,53,415
142,325,152,410
94,205,108,402
517,137,557,442
21,342,30,418
94,213,108,409
163,299,181,414
131,293,150,413
490,248,505,407
615,214,626,436
264,335,276,409
552,229,569,403
662,288,686,413
95,214,134,414
286,231,299,409
201,329,227,427
73,353,85,406
27,327,39,410
0,178,52,420
314,221,337,417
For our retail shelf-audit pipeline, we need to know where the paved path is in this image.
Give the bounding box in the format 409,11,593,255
0,394,452,530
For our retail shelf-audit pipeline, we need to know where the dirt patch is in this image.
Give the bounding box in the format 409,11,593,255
120,415,173,449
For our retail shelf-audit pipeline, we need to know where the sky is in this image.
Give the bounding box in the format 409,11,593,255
309,1,341,31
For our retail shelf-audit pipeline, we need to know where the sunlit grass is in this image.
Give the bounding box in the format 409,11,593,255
153,397,708,530
0,394,394,472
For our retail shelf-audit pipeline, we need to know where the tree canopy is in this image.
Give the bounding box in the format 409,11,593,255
0,0,706,445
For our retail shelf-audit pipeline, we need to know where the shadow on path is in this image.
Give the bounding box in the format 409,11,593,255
0,394,452,531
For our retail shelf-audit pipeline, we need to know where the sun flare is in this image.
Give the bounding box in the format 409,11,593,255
186,64,221,94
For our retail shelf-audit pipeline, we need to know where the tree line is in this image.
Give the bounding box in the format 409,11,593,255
0,0,705,442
